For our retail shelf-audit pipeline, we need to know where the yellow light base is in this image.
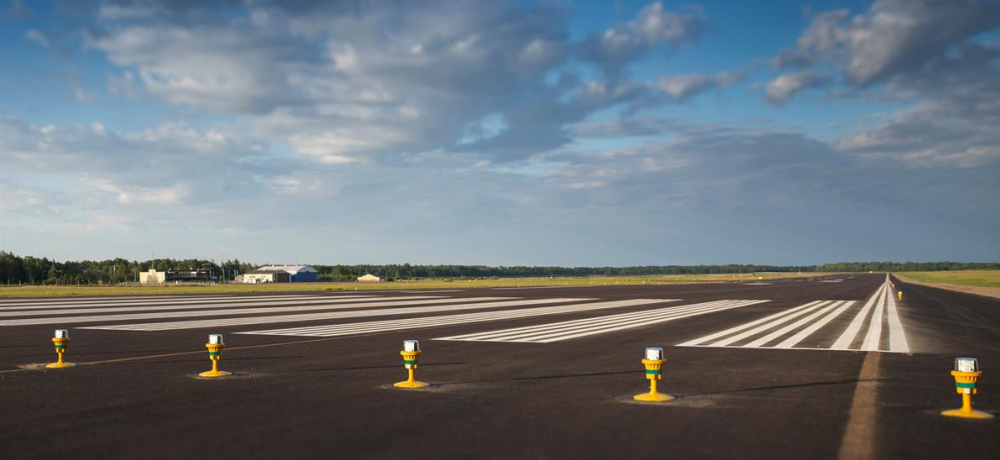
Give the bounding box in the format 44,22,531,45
394,380,429,388
198,369,232,378
633,392,674,402
45,362,76,369
941,408,993,419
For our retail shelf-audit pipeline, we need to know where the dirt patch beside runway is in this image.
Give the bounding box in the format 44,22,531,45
894,273,1000,300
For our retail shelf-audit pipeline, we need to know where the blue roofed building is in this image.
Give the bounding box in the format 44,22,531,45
254,265,319,282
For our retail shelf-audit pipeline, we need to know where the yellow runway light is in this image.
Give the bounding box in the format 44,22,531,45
199,334,231,378
45,329,76,369
633,347,673,402
941,357,992,419
393,340,429,389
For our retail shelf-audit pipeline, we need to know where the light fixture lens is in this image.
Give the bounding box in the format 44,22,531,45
54,329,69,339
955,357,978,372
209,334,224,345
404,340,420,352
645,347,664,361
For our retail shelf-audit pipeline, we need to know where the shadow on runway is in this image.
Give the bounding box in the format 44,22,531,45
294,362,468,373
683,378,891,397
448,369,636,384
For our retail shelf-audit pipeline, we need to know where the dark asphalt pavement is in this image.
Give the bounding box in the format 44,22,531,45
0,274,998,459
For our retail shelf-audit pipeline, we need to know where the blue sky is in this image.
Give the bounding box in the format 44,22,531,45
2,0,999,265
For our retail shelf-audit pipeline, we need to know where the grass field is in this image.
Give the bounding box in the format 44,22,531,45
0,272,826,298
898,270,1000,288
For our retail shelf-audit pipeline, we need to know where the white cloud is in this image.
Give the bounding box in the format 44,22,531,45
657,71,743,101
95,180,190,205
765,71,831,105
774,0,1000,85
25,29,49,48
81,1,706,164
75,88,98,103
98,3,160,20
580,2,706,74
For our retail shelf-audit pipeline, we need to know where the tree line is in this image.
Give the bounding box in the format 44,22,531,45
0,251,996,285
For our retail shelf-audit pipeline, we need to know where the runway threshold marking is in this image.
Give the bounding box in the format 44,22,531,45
491,285,591,290
434,299,767,343
0,294,293,304
80,298,589,331
238,299,679,338
0,295,405,317
678,277,909,353
2,297,489,326
0,294,325,311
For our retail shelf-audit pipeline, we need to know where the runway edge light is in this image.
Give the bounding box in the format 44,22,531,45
633,347,674,402
941,357,993,419
199,334,232,378
393,340,429,389
45,329,76,369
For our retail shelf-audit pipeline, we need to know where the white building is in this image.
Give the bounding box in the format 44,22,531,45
140,268,215,285
242,270,290,284
252,265,319,282
357,274,383,283
139,269,167,285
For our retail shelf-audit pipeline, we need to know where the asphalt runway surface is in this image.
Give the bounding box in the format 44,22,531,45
1,274,998,459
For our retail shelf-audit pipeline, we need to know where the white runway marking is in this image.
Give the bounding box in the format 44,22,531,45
830,284,883,351
492,285,591,290
0,295,417,317
239,298,679,338
0,294,235,304
81,298,590,331
679,277,908,353
0,294,325,311
436,299,766,343
884,279,910,353
0,297,498,326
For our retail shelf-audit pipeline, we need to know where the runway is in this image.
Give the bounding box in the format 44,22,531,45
0,274,997,459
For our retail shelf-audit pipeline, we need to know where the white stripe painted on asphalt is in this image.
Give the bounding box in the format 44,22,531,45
676,301,822,347
0,294,229,304
884,279,910,353
436,299,766,343
439,300,740,342
0,297,502,326
741,301,838,348
0,295,415,317
0,294,328,311
492,285,591,290
701,301,829,347
773,301,856,349
82,298,589,331
830,283,884,350
860,285,887,351
240,299,679,338
680,280,909,353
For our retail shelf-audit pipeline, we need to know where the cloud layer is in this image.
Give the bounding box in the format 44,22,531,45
2,0,999,264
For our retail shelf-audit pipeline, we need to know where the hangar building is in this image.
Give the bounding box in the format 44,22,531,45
251,265,319,283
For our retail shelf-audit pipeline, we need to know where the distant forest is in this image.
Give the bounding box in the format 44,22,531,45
0,251,997,285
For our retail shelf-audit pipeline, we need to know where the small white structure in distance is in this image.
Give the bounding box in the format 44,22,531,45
252,265,319,282
357,274,383,283
242,270,290,284
140,268,215,285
